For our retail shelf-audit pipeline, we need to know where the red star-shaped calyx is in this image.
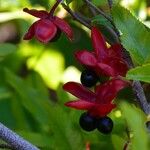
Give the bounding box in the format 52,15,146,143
23,0,73,43
63,78,128,117
75,27,128,77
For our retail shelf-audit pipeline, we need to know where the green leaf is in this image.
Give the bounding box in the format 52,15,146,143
65,0,73,5
112,5,150,65
17,131,53,148
0,87,12,100
0,43,16,58
11,94,31,130
92,0,107,6
56,83,69,105
119,101,149,150
127,64,150,83
5,68,52,127
111,134,125,150
72,0,84,10
29,0,50,9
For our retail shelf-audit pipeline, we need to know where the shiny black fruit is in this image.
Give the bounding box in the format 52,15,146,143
79,112,97,131
97,116,113,134
80,70,98,87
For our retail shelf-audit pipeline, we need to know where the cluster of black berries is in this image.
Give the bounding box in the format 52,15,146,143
79,112,113,134
80,69,113,134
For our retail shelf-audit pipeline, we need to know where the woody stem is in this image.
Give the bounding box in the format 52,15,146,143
49,0,63,16
83,0,113,24
61,3,119,44
61,3,91,29
0,123,39,150
107,0,113,9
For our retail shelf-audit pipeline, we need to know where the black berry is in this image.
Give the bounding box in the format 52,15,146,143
96,116,113,134
79,112,97,131
50,28,61,42
80,70,98,87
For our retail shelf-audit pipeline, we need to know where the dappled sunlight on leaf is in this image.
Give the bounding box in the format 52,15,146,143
119,101,149,150
27,49,65,89
61,66,81,83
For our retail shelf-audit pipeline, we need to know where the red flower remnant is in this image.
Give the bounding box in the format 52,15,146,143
63,78,128,117
86,142,90,150
75,27,128,77
23,0,73,43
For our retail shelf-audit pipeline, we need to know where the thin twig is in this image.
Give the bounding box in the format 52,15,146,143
83,0,113,24
61,3,91,29
83,0,120,37
0,123,39,150
85,0,97,16
107,0,113,9
61,3,119,44
77,12,91,24
132,81,150,114
49,0,62,15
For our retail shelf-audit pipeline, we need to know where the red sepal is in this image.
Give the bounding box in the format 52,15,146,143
75,50,97,67
64,79,129,117
91,27,108,61
35,19,57,43
53,17,73,40
103,57,128,76
23,8,48,18
108,44,123,58
65,100,95,110
23,6,73,43
89,103,116,117
63,82,96,102
23,22,36,40
96,63,115,76
95,78,128,103
74,27,128,77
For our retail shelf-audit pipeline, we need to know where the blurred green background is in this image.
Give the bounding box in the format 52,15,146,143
0,0,150,149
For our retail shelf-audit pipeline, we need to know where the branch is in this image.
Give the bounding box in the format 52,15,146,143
61,3,119,44
49,0,63,15
83,0,120,37
132,81,150,114
107,0,113,9
61,3,91,29
0,123,39,150
85,0,97,16
83,0,113,24
77,12,91,24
